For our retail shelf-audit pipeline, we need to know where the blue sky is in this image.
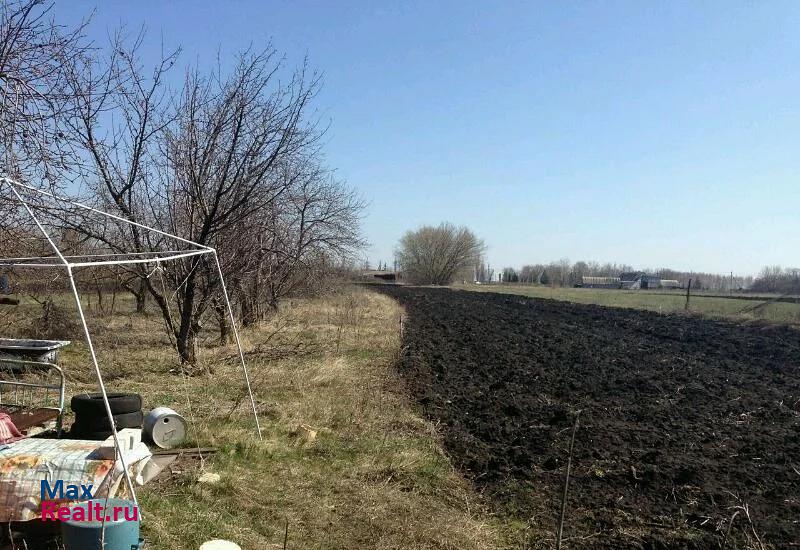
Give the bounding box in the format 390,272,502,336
56,1,800,276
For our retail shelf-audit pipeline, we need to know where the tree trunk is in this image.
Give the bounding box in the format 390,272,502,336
237,278,257,327
135,278,148,313
268,287,280,312
215,300,230,345
241,299,256,327
95,284,104,314
176,328,197,365
175,275,198,365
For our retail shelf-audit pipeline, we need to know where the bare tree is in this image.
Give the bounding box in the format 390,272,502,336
396,223,485,285
59,28,179,312
2,6,367,367
256,161,365,314
143,48,323,365
0,0,88,182
209,158,365,332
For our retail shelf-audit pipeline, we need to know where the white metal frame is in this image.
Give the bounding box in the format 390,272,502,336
0,176,262,504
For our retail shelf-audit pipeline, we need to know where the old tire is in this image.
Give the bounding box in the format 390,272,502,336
71,393,142,416
73,410,143,433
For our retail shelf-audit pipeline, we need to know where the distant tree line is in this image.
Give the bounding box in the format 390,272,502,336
394,226,795,295
750,266,800,294
486,259,796,293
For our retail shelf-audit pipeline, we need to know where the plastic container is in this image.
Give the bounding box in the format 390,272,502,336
60,498,141,550
143,407,187,448
200,541,242,550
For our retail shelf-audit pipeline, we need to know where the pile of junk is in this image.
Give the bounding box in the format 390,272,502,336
0,338,188,550
0,178,260,550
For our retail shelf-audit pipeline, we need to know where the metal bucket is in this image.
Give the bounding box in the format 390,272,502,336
143,407,187,448
0,338,70,363
60,498,141,550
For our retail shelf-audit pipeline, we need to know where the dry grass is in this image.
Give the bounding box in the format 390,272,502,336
2,286,501,549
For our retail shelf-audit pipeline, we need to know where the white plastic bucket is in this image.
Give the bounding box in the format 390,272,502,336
200,541,242,550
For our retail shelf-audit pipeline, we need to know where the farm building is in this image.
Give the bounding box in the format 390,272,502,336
580,276,622,289
620,272,679,290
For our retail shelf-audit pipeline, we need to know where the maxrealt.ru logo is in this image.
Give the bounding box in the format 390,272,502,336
40,480,139,522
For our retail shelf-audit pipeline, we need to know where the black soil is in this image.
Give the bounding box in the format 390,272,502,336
378,286,800,549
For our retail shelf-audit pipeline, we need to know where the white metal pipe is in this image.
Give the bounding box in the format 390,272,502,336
212,250,262,439
0,179,139,503
0,262,69,268
0,250,193,261
68,249,209,268
0,250,210,268
67,265,138,504
0,177,213,251
4,182,66,262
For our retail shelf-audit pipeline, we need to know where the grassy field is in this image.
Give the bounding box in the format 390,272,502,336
452,283,800,325
1,287,503,550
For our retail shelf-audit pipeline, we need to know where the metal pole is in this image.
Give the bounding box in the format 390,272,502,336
0,177,212,251
685,278,692,311
212,250,262,439
67,266,138,504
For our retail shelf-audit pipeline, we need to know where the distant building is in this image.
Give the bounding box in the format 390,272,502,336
576,272,683,290
619,272,677,290
580,276,621,289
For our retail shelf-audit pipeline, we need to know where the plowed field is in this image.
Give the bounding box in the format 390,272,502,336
379,286,800,549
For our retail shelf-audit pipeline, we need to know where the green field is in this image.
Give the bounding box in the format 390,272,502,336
452,283,800,325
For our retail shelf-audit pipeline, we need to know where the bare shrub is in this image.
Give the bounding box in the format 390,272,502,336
396,223,485,285
27,297,76,340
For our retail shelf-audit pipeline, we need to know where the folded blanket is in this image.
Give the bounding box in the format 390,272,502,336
0,412,25,444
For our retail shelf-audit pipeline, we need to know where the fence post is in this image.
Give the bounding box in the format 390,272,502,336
685,278,692,310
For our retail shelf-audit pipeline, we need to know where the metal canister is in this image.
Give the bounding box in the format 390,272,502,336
143,407,187,449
